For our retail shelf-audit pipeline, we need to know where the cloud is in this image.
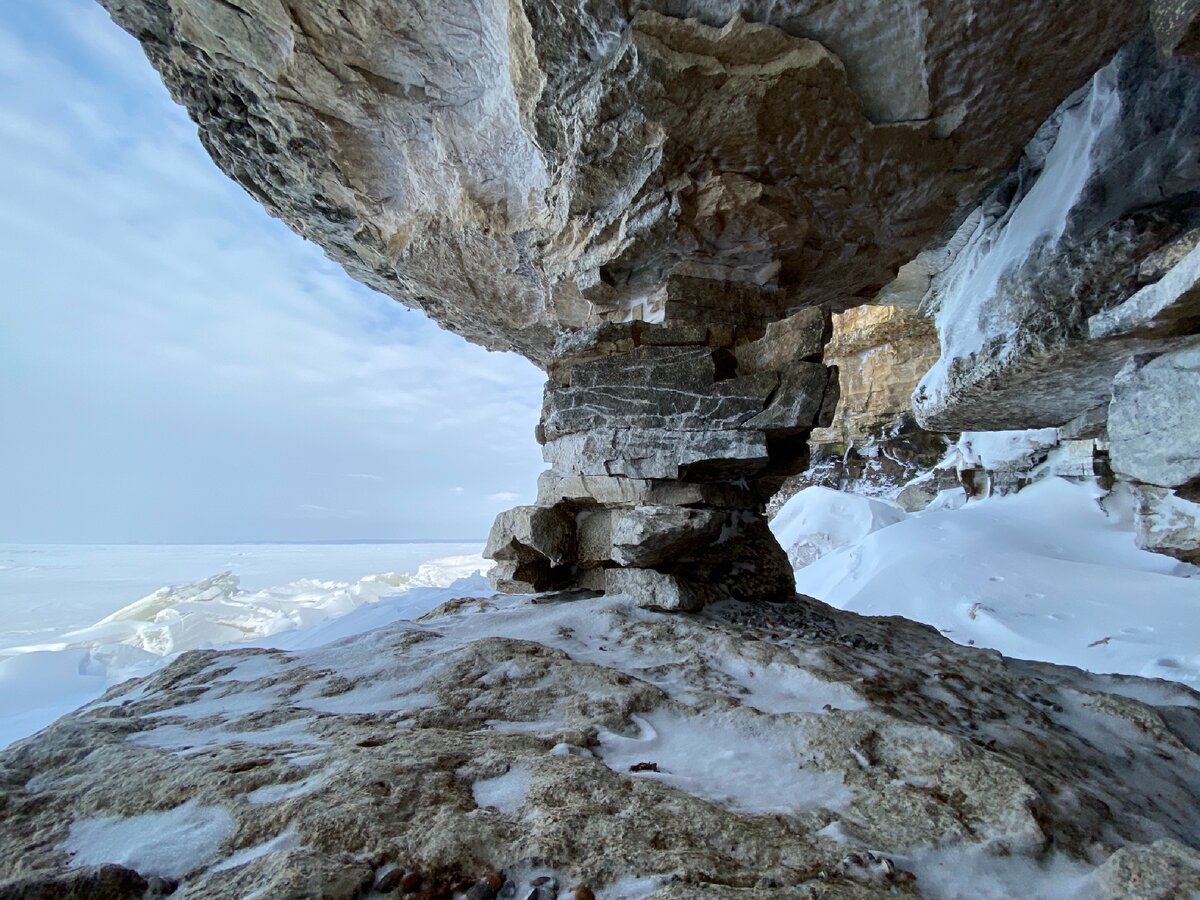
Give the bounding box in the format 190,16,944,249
0,2,544,542
487,492,521,503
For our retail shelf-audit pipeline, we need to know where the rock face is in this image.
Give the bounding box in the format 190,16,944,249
911,40,1200,434
97,0,1150,362
3,591,1200,898
772,305,950,507
488,299,833,606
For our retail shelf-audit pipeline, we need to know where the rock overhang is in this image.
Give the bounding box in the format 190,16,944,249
98,0,1153,363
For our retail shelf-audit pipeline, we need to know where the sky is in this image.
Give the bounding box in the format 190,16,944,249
0,1,546,543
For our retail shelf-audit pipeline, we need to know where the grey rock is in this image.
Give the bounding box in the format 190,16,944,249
1085,838,1200,899
1109,345,1200,488
535,471,755,510
98,0,1148,362
609,506,726,568
913,43,1200,432
1132,484,1200,564
542,428,769,481
603,567,718,612
740,362,831,435
733,308,827,375
0,865,148,900
485,506,576,568
542,346,778,441
3,594,1199,897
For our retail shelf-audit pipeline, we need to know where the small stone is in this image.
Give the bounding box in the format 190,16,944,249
400,870,423,892
573,887,597,900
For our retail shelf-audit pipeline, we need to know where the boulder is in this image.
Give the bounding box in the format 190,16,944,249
609,506,726,568
1132,484,1200,564
1109,346,1200,488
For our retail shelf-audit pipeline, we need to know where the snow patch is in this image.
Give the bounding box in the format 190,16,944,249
597,708,851,815
771,487,907,569
64,800,235,878
472,764,534,815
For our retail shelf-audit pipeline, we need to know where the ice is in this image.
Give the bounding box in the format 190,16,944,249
211,830,301,872
899,844,1093,900
794,478,1200,685
0,544,489,749
471,763,534,815
917,64,1122,404
597,708,851,815
64,800,235,878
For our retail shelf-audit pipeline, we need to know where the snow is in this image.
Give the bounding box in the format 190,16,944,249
0,544,488,749
900,843,1094,900
791,478,1200,685
771,487,907,568
956,428,1058,470
65,800,235,878
210,830,301,873
471,763,535,815
596,708,852,814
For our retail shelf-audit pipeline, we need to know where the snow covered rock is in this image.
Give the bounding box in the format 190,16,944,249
913,42,1200,433
1132,484,1200,564
2,590,1199,898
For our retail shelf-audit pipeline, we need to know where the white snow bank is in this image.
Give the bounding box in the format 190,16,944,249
956,428,1058,470
65,800,235,878
794,478,1200,685
771,487,907,569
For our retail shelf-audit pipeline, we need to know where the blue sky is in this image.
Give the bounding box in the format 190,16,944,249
0,1,546,543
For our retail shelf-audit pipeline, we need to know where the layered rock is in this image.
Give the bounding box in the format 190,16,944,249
3,591,1200,898
911,40,1200,433
771,304,951,509
487,295,835,608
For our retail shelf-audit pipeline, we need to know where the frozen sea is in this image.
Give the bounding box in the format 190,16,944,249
0,542,482,652
0,542,487,748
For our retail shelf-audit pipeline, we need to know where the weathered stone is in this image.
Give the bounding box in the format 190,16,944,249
535,471,756,510
1087,839,1200,899
4,593,1199,897
1109,346,1200,488
484,506,575,567
811,305,942,449
0,865,148,900
913,43,1200,432
543,428,769,481
609,506,726,568
542,346,778,441
98,0,1150,362
602,567,717,612
575,507,617,564
741,362,830,435
1132,484,1200,564
733,307,827,375
488,559,568,594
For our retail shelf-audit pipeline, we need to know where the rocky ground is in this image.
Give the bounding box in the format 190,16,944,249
2,590,1199,899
